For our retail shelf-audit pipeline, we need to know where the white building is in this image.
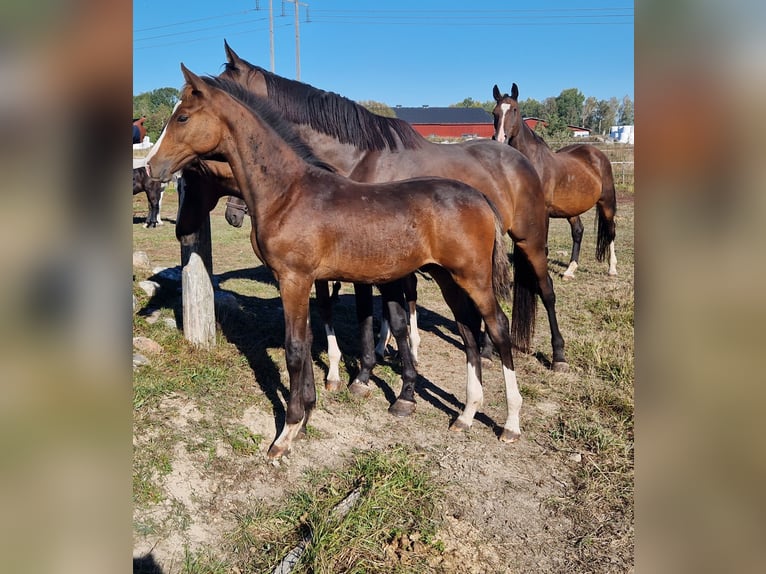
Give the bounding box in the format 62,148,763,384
610,125,634,144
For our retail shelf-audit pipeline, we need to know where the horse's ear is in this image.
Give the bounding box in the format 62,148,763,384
511,83,519,100
493,85,502,102
181,64,207,96
224,39,241,65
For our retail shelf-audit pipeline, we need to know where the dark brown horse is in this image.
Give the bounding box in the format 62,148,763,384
492,83,618,279
190,161,418,395
224,193,420,366
147,66,524,459
132,165,164,228
219,42,567,373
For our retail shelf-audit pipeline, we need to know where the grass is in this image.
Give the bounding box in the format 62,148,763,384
225,446,444,573
133,187,634,572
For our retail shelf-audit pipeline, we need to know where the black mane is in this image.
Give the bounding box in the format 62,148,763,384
201,76,336,172
223,60,422,151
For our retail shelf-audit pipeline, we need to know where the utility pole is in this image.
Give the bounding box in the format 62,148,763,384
255,1,276,72
269,0,275,72
282,0,309,80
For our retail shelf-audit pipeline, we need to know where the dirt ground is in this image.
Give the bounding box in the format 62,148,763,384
133,191,634,573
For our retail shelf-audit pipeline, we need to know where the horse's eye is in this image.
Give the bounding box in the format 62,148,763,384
177,115,189,123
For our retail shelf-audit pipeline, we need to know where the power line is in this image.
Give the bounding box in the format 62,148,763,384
135,16,270,43
134,8,259,33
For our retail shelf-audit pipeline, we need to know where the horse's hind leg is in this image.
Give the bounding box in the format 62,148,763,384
427,268,485,432
476,297,522,442
379,281,418,417
515,239,568,372
562,215,584,280
375,274,420,363
348,283,376,397
314,281,342,391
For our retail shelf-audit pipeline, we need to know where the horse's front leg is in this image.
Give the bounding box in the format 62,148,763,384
268,277,314,460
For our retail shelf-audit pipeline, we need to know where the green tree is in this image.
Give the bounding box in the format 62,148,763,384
581,96,600,131
555,88,585,127
358,100,396,117
518,97,543,119
450,97,496,113
133,87,181,142
618,95,634,125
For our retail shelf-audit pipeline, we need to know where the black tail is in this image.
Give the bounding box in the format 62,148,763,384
595,164,617,262
510,243,537,353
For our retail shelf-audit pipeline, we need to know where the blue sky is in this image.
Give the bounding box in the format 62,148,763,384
134,0,633,107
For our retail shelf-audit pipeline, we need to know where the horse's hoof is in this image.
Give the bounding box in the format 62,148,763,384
552,361,570,373
388,399,416,417
562,273,575,281
325,379,342,392
449,418,471,432
499,428,521,443
608,271,618,277
348,380,372,397
267,443,289,460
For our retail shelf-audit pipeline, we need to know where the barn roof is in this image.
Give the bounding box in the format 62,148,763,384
393,107,493,125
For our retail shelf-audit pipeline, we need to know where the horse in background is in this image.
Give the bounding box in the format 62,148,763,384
492,83,618,279
133,116,147,145
133,166,164,228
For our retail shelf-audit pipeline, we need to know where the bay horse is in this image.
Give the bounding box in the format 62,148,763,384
132,165,163,228
189,161,420,397
492,83,618,279
224,193,419,365
219,41,567,375
146,66,524,459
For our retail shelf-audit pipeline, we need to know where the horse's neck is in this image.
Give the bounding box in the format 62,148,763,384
293,126,366,177
511,122,554,169
223,111,306,217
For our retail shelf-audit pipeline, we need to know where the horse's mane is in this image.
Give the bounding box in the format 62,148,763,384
199,76,337,173
524,123,550,149
223,59,423,151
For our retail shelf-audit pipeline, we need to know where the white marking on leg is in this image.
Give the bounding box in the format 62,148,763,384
272,417,305,454
375,318,392,357
456,360,483,428
156,190,164,225
563,260,578,279
502,365,522,437
408,309,420,363
325,326,341,384
608,241,618,275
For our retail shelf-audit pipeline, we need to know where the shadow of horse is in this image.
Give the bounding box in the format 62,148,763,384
133,553,164,574
136,263,502,439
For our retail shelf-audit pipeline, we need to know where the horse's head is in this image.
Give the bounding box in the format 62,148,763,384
224,196,248,228
220,40,268,97
145,65,228,182
491,83,521,144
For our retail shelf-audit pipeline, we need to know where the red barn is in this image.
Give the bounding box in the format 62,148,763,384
393,106,494,139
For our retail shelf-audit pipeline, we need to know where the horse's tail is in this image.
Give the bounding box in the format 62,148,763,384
510,241,538,354
595,159,618,262
491,217,513,305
